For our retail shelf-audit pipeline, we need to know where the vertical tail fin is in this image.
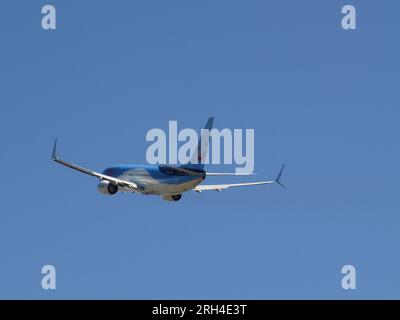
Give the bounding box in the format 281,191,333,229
181,117,214,171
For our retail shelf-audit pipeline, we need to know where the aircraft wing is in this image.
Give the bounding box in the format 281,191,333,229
194,180,275,192
194,164,286,192
51,139,138,191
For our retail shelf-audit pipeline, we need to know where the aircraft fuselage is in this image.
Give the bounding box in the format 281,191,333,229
101,164,205,195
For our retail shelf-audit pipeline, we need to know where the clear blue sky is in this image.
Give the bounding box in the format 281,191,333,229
0,0,399,299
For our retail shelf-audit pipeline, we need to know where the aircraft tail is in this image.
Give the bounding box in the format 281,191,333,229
180,117,214,172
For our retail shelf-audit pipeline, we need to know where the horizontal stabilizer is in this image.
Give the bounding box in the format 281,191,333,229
206,172,256,176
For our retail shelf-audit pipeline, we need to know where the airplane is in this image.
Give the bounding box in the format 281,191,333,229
51,117,285,201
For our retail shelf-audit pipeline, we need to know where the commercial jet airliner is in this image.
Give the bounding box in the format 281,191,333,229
51,117,285,201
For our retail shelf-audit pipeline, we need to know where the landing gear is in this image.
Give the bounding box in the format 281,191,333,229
161,194,182,201
171,194,182,201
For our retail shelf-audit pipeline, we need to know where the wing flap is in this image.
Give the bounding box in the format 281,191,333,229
193,181,274,192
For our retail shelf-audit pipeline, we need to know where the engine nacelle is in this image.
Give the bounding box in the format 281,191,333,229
97,181,118,195
161,194,182,201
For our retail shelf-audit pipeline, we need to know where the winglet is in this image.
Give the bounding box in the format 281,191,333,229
51,139,58,160
274,163,286,188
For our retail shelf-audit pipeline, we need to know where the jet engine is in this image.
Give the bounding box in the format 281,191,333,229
97,181,118,195
161,194,182,201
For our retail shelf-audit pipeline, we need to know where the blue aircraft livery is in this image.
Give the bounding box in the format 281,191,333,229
52,117,285,201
